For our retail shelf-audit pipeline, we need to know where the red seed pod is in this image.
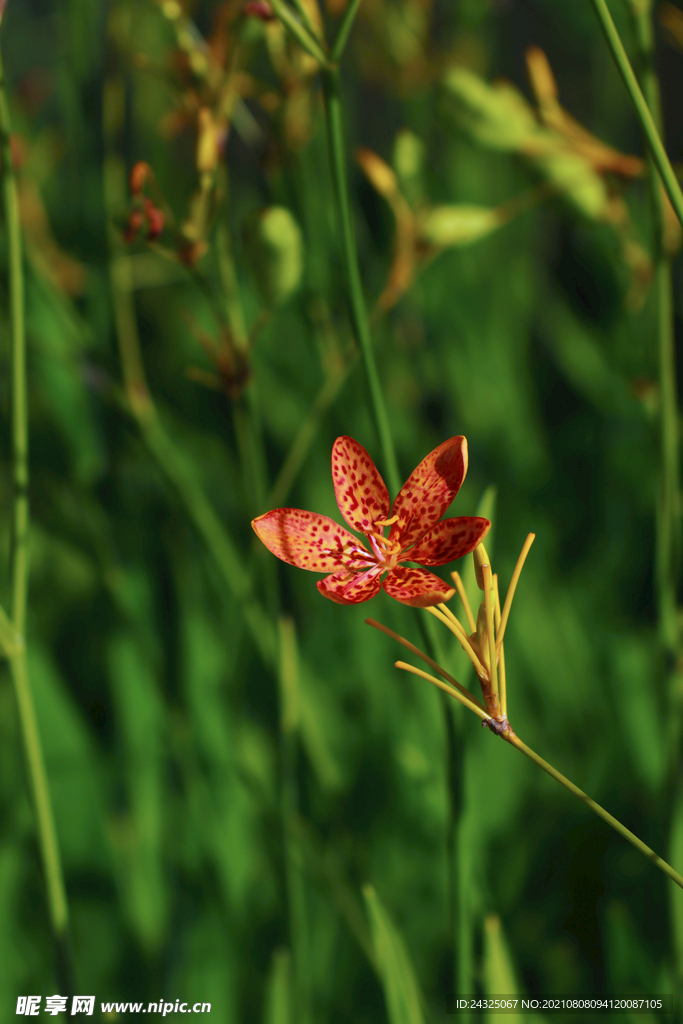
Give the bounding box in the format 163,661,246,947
129,161,151,196
144,198,165,241
122,208,145,243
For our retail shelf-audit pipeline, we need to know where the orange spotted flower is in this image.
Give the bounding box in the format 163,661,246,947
251,436,490,607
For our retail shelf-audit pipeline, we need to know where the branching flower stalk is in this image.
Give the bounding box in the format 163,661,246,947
369,536,683,892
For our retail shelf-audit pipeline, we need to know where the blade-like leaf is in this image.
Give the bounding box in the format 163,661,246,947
363,884,425,1024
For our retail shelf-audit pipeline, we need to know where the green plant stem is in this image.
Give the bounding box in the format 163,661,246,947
330,0,362,63
215,214,268,518
278,617,312,1024
507,732,683,891
103,123,277,669
269,0,330,67
321,66,401,496
628,0,680,655
0,39,70,952
589,0,683,230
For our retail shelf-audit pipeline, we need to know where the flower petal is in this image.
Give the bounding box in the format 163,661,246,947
252,509,373,572
382,566,456,607
390,436,468,552
317,566,383,604
331,436,391,535
408,516,491,566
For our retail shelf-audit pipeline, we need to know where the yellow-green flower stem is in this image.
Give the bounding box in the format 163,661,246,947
506,733,683,892
366,617,487,714
321,65,402,497
393,653,683,891
493,576,508,719
0,34,70,964
395,662,490,722
496,533,535,653
589,0,683,230
426,605,487,680
627,0,681,655
481,561,499,711
451,571,477,635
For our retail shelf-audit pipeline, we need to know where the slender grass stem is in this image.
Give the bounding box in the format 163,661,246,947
627,0,681,655
0,36,70,957
278,617,312,1024
321,66,401,496
269,0,330,67
266,355,356,509
103,94,277,670
330,0,362,63
507,733,683,891
589,0,683,229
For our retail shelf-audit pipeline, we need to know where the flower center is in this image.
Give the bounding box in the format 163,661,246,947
365,515,403,568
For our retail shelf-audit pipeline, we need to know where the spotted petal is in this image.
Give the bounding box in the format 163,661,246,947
382,566,456,607
407,516,491,567
252,509,373,572
390,436,468,552
331,436,391,535
317,566,383,604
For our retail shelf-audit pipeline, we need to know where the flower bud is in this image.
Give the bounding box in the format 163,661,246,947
196,108,219,175
473,543,490,591
244,0,275,19
418,204,503,249
442,67,537,151
392,129,425,205
143,198,165,241
242,206,303,307
122,208,145,243
129,161,152,196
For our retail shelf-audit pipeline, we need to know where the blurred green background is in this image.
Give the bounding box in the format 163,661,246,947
1,0,683,1020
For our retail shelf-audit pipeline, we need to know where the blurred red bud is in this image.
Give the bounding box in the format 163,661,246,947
144,198,165,241
244,0,275,20
129,161,152,196
122,208,145,243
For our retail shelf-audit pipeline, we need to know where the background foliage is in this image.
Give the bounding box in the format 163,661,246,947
2,0,683,1021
